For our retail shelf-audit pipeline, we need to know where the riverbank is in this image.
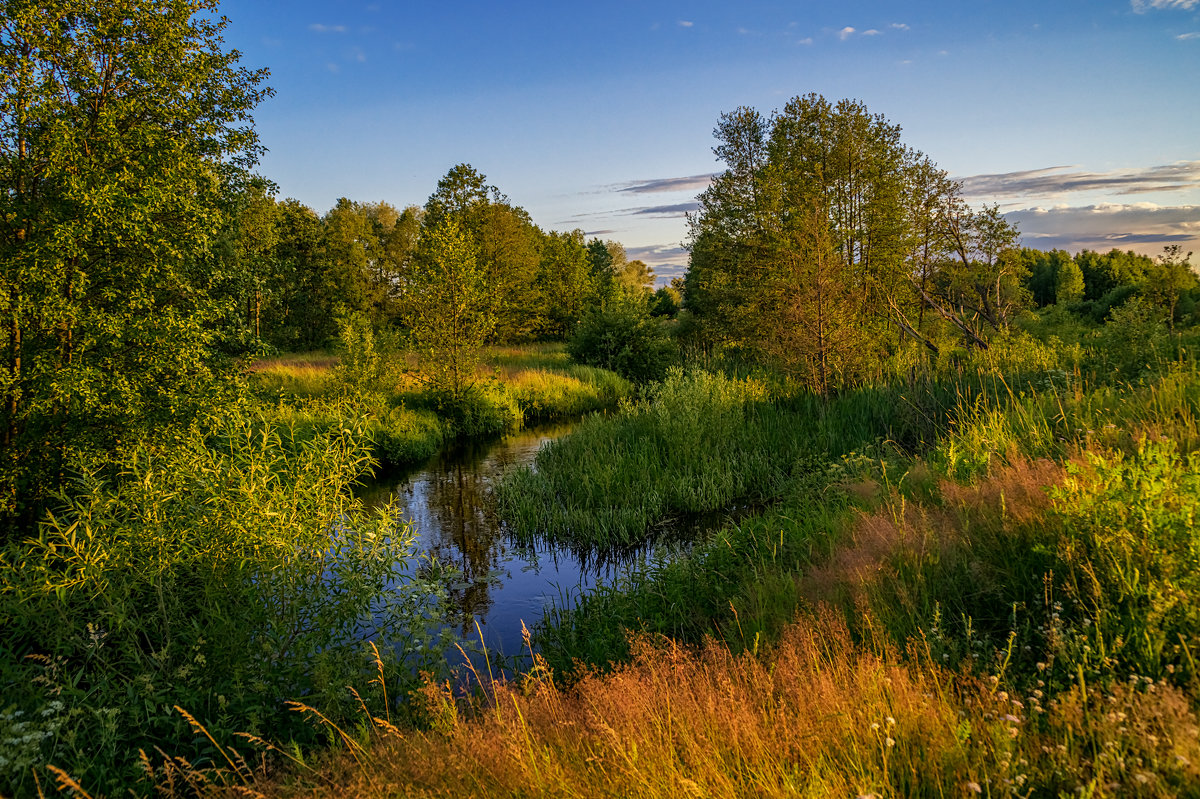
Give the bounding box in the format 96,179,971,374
250,343,633,470
0,344,632,796
192,326,1200,799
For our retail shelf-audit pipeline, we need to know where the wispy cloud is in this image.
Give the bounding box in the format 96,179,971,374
1007,202,1200,253
1178,31,1200,39
678,20,694,28
890,22,910,30
616,174,716,195
958,161,1200,199
630,202,701,217
838,26,857,40
1132,0,1199,12
309,23,347,33
863,29,881,36
798,37,814,45
626,245,690,283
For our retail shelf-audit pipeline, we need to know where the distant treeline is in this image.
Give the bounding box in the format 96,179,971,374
225,164,678,353
1019,245,1198,322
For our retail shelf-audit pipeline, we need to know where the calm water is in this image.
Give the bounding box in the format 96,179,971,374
357,421,648,661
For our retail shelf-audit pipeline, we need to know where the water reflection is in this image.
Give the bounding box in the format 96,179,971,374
358,422,613,658
358,422,752,665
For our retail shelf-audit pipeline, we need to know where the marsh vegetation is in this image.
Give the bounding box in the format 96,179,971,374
4,2,1200,797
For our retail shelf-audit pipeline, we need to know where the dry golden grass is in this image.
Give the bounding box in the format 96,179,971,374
214,608,1198,798
802,458,1064,612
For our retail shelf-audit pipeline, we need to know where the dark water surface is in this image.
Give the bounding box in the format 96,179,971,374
357,421,650,662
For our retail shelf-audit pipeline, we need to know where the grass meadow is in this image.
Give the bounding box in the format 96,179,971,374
14,322,1200,798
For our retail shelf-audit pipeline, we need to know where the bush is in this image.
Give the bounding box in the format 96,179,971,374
0,413,453,794
567,294,676,383
1097,297,1169,379
420,381,522,439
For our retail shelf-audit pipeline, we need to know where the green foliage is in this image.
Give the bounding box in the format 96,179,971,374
421,164,544,342
0,0,272,532
0,412,454,794
534,230,595,338
402,217,495,403
262,396,443,470
416,381,523,440
331,312,404,395
567,292,676,383
1097,298,1169,379
498,368,808,547
1077,248,1152,302
1050,440,1200,680
685,95,1025,386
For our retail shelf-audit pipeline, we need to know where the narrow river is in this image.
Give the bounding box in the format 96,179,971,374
357,421,649,662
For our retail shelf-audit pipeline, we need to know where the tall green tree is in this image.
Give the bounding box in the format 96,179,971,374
231,180,280,341
401,217,495,401
686,94,1026,389
535,229,594,338
1143,245,1197,330
321,198,409,326
0,0,271,527
421,164,543,341
271,199,330,349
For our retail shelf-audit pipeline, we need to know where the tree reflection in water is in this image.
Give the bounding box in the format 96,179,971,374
359,422,744,660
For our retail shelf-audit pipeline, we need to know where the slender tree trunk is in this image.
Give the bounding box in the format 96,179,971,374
6,316,19,449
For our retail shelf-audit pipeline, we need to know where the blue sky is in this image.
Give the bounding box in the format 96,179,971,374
219,0,1200,283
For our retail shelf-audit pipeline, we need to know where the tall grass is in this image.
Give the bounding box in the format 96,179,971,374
214,611,1200,799
248,344,633,468
140,323,1200,799
497,369,818,547
0,412,455,795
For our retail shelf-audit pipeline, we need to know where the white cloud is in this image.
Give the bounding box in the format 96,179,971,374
1006,202,1200,253
309,23,347,33
838,26,856,40
863,29,881,35
1132,0,1199,12
798,37,813,45
1178,31,1200,39
678,20,694,28
958,161,1200,199
890,22,910,30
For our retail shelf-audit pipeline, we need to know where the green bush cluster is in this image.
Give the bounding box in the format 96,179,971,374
567,295,677,383
0,413,453,795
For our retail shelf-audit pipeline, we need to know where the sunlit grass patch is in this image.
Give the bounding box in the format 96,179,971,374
248,351,339,396
226,609,1200,799
482,342,573,373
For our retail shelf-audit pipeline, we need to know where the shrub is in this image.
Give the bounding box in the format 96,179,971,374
567,294,676,383
0,412,453,794
1097,298,1169,379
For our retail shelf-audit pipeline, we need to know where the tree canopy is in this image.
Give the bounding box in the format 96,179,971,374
685,94,1025,392
0,0,272,528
